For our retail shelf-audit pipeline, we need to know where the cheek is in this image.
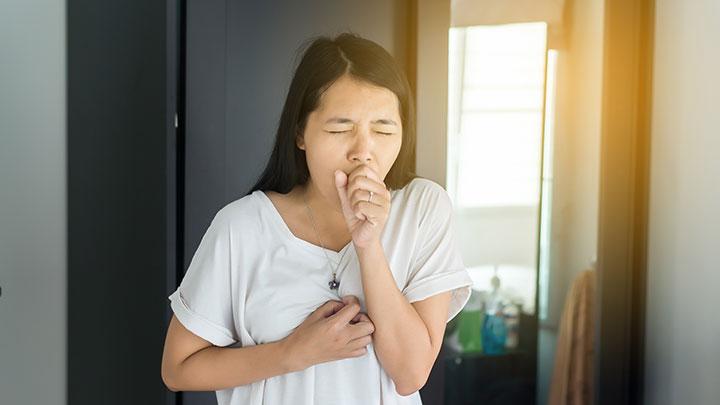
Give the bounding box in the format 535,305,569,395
385,137,402,159
380,138,402,175
305,144,339,171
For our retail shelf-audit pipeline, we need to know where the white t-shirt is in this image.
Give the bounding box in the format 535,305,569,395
168,177,473,405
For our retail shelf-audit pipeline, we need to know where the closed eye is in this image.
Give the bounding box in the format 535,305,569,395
326,130,395,136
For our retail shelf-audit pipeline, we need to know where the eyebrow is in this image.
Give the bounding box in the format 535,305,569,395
324,117,398,126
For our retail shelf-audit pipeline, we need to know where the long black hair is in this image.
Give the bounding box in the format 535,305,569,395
245,32,417,196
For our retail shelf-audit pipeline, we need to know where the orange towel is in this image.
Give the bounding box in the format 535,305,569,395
548,269,595,405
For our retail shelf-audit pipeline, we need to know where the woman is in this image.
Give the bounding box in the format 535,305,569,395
161,32,473,405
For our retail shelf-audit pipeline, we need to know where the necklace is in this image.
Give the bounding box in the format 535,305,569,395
302,187,348,290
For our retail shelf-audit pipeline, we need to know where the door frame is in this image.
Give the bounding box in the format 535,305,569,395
595,0,654,403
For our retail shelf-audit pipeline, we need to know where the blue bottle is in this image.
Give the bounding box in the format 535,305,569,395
481,272,507,354
481,306,507,355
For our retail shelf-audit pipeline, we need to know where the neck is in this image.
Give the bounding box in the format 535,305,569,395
300,180,345,225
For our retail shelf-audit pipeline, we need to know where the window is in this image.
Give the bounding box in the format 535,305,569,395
447,22,549,208
447,23,559,318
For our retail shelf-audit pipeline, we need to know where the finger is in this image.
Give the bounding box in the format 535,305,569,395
346,168,381,207
313,300,345,319
347,334,373,350
341,295,359,305
351,190,389,225
334,170,356,222
330,301,361,325
348,347,368,358
349,181,388,206
348,164,381,185
347,175,389,208
356,313,371,323
348,171,383,191
352,201,385,225
347,321,375,340
350,311,370,324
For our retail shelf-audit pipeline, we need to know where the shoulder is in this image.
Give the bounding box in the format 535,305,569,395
405,177,446,194
208,191,264,232
400,177,453,209
396,177,455,229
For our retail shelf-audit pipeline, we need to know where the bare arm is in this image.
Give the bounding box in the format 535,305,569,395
162,299,374,392
161,315,296,392
355,241,453,396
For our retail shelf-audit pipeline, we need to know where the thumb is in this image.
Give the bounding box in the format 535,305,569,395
313,300,345,319
342,295,359,306
334,170,355,221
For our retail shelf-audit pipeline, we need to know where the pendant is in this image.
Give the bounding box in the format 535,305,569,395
329,278,340,290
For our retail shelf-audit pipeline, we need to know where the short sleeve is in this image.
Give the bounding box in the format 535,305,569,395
168,211,239,347
402,182,474,323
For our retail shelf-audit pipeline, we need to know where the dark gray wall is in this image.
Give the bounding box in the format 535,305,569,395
67,0,176,404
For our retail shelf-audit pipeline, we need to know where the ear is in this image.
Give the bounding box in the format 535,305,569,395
295,129,306,151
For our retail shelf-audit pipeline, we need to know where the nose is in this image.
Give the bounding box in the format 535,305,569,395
348,129,374,164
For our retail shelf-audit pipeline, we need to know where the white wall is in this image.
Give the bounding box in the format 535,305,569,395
644,1,720,403
0,1,66,404
456,206,539,268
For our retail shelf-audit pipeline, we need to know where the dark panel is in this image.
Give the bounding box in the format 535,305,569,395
184,0,228,264
67,0,175,403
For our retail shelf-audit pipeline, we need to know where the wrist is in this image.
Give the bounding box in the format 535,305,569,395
277,337,304,373
354,239,383,256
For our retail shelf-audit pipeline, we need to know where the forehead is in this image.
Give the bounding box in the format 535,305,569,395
316,75,400,117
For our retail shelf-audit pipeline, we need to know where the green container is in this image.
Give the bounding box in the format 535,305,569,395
457,307,484,353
